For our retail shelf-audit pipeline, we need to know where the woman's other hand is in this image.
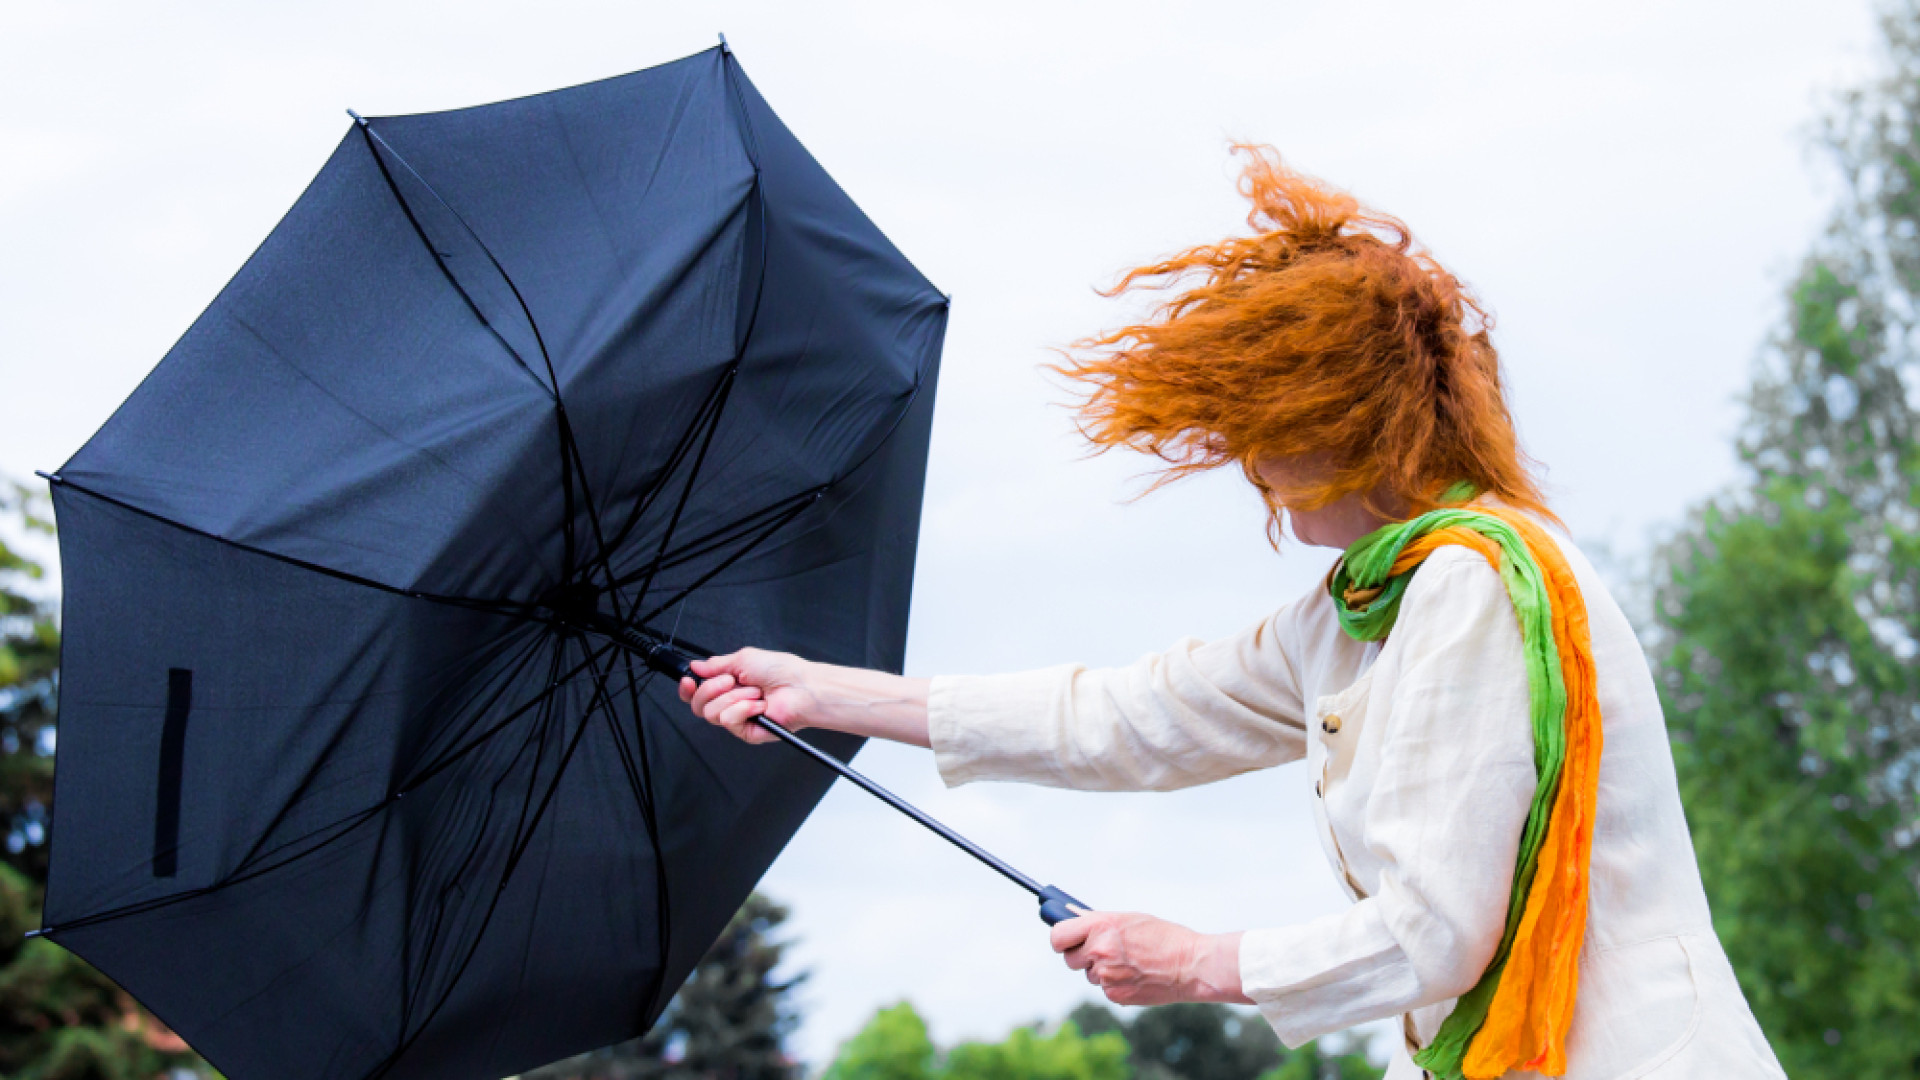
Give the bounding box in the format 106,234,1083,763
679,648,814,744
1050,911,1251,1007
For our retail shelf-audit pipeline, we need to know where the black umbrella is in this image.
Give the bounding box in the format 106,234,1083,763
37,42,1081,1080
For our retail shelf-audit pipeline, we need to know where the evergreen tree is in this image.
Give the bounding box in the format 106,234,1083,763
1648,3,1920,1075
522,893,802,1080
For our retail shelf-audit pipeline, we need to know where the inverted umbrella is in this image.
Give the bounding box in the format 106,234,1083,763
38,42,1081,1080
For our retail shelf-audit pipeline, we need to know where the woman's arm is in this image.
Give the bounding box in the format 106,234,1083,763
682,603,1311,793
678,649,932,747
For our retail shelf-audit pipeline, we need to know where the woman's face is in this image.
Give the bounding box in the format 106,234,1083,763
1253,456,1402,550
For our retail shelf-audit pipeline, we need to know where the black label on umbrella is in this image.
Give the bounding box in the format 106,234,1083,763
152,668,192,878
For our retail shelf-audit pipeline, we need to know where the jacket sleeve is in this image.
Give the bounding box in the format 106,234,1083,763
925,604,1310,792
1238,550,1540,1046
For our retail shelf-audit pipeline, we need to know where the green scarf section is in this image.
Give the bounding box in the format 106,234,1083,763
1327,504,1569,1080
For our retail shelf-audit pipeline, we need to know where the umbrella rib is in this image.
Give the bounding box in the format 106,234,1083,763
593,647,676,1025
579,366,733,596
352,118,563,394
626,364,739,610
397,634,614,795
224,627,547,880
46,476,546,624
366,646,616,1080
398,638,569,1045
632,494,819,626
608,486,820,589
558,403,625,612
502,644,613,882
352,123,554,400
352,116,603,588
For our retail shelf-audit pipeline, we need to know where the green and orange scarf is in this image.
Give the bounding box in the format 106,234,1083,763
1329,500,1601,1079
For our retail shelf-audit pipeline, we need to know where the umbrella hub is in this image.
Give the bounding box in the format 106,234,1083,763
537,580,605,632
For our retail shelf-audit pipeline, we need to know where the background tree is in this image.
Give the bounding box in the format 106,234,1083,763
523,893,803,1080
821,1003,1127,1080
818,1003,935,1080
1648,2,1920,1076
825,1001,1380,1080
1067,1003,1281,1080
940,1020,1129,1080
0,483,209,1080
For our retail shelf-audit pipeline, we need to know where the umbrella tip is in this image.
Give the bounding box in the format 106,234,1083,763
33,470,60,486
718,32,730,54
346,108,369,128
23,927,48,939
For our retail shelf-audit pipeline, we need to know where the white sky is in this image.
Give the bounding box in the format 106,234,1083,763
0,0,1880,1069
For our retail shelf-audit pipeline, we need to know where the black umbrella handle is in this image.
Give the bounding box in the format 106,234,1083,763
1037,885,1091,926
602,623,1089,925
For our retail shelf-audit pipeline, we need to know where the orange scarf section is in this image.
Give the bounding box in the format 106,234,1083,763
1467,509,1600,1077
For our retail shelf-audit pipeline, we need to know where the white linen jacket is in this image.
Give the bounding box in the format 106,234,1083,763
926,525,1787,1079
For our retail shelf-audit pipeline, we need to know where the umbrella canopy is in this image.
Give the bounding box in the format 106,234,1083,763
40,44,945,1080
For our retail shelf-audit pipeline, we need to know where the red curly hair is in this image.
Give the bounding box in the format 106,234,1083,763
1057,146,1551,537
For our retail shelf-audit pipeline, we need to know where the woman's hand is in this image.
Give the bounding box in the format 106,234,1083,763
1050,911,1250,1007
679,650,934,748
678,648,816,745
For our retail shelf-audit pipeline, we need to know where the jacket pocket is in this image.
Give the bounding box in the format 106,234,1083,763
1577,933,1703,1078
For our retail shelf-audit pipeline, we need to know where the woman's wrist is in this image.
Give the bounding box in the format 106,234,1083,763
801,662,932,748
1184,930,1251,1004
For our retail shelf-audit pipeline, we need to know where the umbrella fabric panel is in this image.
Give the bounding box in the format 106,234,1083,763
57,130,570,601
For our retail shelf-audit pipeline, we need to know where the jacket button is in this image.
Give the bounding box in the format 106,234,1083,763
1321,714,1342,734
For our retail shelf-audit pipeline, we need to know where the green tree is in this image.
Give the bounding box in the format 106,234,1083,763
1065,1003,1379,1080
822,1004,1128,1080
0,483,56,884
1066,1002,1278,1080
940,1021,1128,1080
1648,3,1920,1076
819,1003,936,1080
523,893,803,1080
0,483,211,1079
1252,1043,1381,1080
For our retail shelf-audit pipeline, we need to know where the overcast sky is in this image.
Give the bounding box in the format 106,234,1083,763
0,0,1882,1068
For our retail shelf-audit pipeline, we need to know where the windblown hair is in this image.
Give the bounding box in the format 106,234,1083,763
1057,146,1552,537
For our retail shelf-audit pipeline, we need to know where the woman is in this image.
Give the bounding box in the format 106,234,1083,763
678,150,1786,1080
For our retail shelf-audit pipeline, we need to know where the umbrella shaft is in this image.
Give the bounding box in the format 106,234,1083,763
592,620,1047,898
744,712,1045,897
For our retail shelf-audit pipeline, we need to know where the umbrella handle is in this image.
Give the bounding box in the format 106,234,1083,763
1037,885,1090,926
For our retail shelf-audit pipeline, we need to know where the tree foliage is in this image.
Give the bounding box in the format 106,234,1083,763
522,893,803,1080
819,1003,936,1080
822,1003,1127,1080
1648,3,1920,1075
0,484,56,884
825,1002,1378,1080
